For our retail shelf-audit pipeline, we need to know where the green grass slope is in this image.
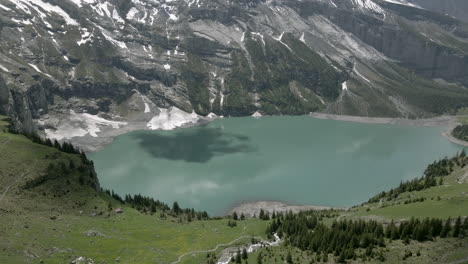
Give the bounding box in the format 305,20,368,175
1,116,467,264
0,117,268,264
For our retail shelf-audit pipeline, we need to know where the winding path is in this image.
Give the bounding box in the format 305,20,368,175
170,235,265,264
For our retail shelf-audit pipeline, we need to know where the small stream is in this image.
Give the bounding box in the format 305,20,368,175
217,233,281,264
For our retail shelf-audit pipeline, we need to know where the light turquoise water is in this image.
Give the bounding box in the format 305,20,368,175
89,116,465,215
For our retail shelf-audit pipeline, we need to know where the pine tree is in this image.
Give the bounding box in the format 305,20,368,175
259,209,265,220
173,201,181,214
233,212,238,221
235,249,242,263
286,251,293,264
242,248,248,259
338,250,346,263
453,217,461,238
441,218,451,238
257,252,263,264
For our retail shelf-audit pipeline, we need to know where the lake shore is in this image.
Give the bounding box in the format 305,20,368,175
310,113,468,148
226,200,346,217
66,112,466,152
309,113,457,127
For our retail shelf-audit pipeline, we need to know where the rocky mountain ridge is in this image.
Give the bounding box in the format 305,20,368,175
1,0,468,148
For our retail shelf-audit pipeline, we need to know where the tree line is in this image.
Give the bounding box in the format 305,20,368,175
266,211,468,262
452,124,468,142
103,190,211,221
367,151,467,204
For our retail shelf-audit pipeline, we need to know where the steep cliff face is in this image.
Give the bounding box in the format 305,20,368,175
0,0,468,144
409,0,468,22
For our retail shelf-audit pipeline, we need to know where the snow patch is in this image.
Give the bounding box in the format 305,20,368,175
300,32,306,43
28,63,52,78
77,28,92,46
0,64,9,72
206,113,217,119
0,3,11,11
383,0,420,8
45,111,127,140
126,7,139,20
354,69,371,84
164,64,171,70
147,107,199,130
144,103,151,113
352,0,385,15
252,111,262,119
342,81,348,91
14,0,79,26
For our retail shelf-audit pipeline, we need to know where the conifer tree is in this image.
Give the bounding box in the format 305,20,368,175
286,251,293,264
441,218,451,238
257,252,263,264
242,248,248,259
453,217,462,238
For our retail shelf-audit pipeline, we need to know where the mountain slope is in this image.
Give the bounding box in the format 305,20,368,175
0,0,468,146
409,0,468,22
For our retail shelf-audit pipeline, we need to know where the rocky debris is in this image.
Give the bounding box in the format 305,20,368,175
227,200,341,218
0,0,468,141
84,229,106,237
71,256,95,264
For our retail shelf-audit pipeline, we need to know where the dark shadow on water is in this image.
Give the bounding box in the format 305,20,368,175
133,126,257,163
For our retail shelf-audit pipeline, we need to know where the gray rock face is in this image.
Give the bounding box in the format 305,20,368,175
0,0,468,136
410,0,468,22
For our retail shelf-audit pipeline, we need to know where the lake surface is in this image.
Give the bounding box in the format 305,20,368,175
89,116,465,215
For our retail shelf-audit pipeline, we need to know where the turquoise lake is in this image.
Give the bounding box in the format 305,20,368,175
88,116,465,215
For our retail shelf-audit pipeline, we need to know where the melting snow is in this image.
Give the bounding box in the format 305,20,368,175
147,107,199,130
28,63,52,78
45,111,127,140
126,7,139,20
300,32,306,43
274,32,293,53
383,0,420,8
0,3,11,11
144,103,151,113
77,28,92,46
352,0,385,15
342,81,348,91
164,64,171,70
13,0,79,26
354,69,371,83
0,64,9,72
252,111,262,119
96,25,127,49
206,113,217,119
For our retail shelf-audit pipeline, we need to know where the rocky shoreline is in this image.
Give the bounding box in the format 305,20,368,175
309,113,457,127
310,113,468,148
44,111,467,153
226,200,345,217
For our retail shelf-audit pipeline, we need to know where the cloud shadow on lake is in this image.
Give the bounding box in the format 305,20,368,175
133,126,258,163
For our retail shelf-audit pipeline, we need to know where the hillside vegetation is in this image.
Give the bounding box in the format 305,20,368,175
452,125,468,142
0,116,467,264
0,116,269,264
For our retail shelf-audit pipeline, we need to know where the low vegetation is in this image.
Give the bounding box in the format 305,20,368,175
0,116,467,263
452,125,468,142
